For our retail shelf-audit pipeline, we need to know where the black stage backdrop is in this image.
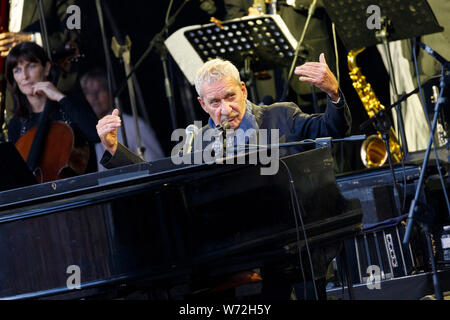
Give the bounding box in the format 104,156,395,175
75,0,390,172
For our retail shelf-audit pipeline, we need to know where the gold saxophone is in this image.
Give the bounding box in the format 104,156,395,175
348,48,402,168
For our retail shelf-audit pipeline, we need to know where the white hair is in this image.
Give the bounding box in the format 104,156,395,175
194,58,241,97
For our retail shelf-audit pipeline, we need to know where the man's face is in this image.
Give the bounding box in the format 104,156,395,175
82,78,111,119
197,75,248,130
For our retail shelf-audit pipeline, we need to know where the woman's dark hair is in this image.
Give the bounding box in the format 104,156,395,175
5,42,54,119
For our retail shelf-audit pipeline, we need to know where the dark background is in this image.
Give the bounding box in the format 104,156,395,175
75,0,391,173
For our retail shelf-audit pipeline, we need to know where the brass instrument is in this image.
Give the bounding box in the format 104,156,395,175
348,48,402,168
0,98,7,142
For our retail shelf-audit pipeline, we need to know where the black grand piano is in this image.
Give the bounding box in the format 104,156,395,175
0,146,362,299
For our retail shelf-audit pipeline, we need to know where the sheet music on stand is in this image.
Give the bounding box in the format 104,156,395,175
164,14,298,85
322,0,443,51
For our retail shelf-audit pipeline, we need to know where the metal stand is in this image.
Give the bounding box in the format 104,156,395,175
382,132,403,217
359,109,404,216
279,0,317,102
35,0,51,61
156,36,178,132
111,36,145,159
113,1,191,133
164,14,298,88
403,67,449,300
242,55,259,103
95,0,129,148
376,17,408,157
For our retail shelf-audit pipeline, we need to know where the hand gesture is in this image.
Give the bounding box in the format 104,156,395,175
294,53,340,102
32,82,66,102
96,108,121,155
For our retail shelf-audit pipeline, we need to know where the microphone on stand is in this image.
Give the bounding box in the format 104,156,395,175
183,124,199,155
220,119,231,131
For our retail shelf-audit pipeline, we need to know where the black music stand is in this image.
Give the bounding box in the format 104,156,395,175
165,14,298,103
322,0,442,51
0,143,37,192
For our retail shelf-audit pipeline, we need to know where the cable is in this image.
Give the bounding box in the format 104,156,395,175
95,0,129,148
331,21,346,173
288,178,307,299
412,39,450,214
332,22,339,86
279,158,318,300
280,0,318,102
382,41,408,212
165,0,174,25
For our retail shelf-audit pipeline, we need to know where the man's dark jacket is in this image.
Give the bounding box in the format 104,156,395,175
100,94,351,169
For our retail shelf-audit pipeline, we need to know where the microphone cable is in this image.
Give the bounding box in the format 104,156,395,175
279,158,318,300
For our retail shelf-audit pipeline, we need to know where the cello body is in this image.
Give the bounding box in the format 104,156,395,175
15,121,89,183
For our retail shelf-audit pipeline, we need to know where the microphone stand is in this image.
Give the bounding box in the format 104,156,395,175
402,69,449,302
228,135,368,152
114,0,192,132
376,17,409,158
102,1,145,159
35,0,52,61
95,0,129,148
279,0,317,102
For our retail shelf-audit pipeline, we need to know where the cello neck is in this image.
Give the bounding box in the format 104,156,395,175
26,99,54,170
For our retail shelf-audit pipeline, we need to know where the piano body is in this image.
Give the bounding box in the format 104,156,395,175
0,147,362,299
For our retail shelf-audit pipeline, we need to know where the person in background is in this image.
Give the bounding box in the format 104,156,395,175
80,68,164,171
6,42,99,175
0,0,83,130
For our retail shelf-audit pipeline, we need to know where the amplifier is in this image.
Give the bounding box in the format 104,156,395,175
336,165,421,224
336,222,426,286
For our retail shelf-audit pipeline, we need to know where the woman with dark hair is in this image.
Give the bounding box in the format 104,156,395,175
5,42,99,174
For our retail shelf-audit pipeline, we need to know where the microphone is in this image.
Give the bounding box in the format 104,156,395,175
221,119,231,131
200,0,217,15
183,124,199,155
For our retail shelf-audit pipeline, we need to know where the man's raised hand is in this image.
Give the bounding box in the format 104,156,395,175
294,53,340,102
96,108,121,155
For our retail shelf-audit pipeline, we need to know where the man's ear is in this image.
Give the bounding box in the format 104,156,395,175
198,96,207,112
241,82,248,100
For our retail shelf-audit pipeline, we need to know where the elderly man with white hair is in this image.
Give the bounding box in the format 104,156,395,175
95,54,351,300
96,54,351,168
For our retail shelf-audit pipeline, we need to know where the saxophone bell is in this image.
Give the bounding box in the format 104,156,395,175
360,134,388,168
